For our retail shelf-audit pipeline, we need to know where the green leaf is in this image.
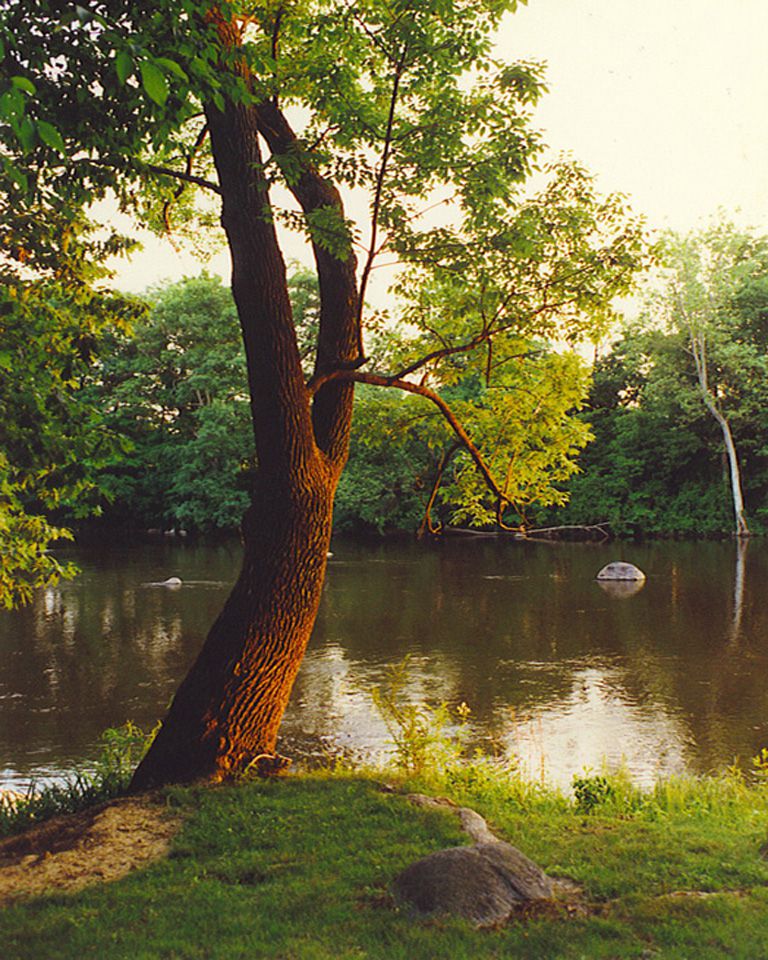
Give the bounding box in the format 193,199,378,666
115,51,134,85
0,351,12,370
11,76,36,95
5,162,28,192
17,116,35,152
0,88,24,121
139,60,169,106
156,57,188,81
37,120,66,154
190,57,210,79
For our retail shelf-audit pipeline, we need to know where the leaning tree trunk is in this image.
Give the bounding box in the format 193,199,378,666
131,89,360,790
690,331,750,538
713,410,750,538
131,472,336,789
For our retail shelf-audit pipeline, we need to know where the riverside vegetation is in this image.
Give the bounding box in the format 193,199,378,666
14,218,768,552
3,669,768,959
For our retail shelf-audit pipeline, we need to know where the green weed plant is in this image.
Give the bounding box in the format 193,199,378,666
0,721,157,837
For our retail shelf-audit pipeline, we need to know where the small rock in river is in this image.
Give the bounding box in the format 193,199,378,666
595,561,645,581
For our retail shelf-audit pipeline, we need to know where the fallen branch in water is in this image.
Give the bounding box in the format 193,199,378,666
443,522,611,542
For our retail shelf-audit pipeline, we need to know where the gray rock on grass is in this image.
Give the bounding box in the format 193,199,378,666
393,794,555,927
394,841,554,926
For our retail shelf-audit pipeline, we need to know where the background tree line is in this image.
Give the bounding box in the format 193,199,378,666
13,224,756,548
550,223,768,538
70,267,594,537
33,220,763,542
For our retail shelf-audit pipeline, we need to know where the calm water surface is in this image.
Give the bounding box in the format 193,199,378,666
1,537,767,789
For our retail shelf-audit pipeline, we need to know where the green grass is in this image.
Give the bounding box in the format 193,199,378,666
2,767,768,960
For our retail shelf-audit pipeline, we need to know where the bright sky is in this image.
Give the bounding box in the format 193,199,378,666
111,0,768,292
500,0,768,233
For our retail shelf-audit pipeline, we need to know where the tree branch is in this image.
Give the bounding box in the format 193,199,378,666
357,45,408,334
143,163,221,195
310,369,510,511
385,299,568,383
77,157,222,194
417,442,460,539
253,99,361,463
162,125,212,234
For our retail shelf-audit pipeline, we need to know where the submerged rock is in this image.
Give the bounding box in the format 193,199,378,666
597,579,645,599
595,561,645,582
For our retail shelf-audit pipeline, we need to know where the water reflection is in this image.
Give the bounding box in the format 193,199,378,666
1,537,767,789
596,579,646,599
728,538,749,644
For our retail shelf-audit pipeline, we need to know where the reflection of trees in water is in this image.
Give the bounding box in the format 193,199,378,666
305,538,768,777
3,538,768,784
728,538,749,645
0,544,237,780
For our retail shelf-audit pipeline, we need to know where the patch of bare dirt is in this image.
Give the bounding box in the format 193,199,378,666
0,794,184,907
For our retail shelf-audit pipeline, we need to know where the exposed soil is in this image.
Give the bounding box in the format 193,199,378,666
0,794,184,907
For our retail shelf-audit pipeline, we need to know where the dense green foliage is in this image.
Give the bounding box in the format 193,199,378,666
336,348,592,535
0,0,645,557
0,203,142,606
546,225,768,538
75,272,594,537
90,273,254,533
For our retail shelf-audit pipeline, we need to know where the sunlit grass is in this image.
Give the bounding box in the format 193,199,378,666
2,770,768,960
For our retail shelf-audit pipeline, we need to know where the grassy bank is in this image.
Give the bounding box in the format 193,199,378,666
2,762,768,960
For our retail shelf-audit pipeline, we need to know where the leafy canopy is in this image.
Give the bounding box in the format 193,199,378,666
0,204,142,606
0,0,649,591
89,273,255,533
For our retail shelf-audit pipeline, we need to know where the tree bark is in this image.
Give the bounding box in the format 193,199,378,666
131,95,358,789
131,473,335,789
715,411,750,538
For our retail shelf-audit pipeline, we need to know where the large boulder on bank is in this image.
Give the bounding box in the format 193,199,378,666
393,840,554,926
595,561,645,582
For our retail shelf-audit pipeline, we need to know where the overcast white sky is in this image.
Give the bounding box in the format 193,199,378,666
111,0,768,292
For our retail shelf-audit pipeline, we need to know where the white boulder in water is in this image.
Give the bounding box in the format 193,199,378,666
595,561,645,581
161,576,183,588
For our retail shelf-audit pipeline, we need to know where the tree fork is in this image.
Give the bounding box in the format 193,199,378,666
131,91,359,790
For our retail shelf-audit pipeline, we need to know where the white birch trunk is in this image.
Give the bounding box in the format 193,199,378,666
690,331,750,538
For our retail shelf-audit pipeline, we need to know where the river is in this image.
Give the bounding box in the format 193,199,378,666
1,536,766,790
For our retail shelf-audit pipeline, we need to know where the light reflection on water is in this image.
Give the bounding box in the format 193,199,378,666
1,536,767,790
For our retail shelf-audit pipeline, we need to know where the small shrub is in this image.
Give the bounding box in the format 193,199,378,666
572,773,616,814
752,747,768,785
0,721,158,837
370,657,471,776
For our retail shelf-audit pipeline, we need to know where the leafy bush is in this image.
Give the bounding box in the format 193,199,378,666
572,773,617,813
